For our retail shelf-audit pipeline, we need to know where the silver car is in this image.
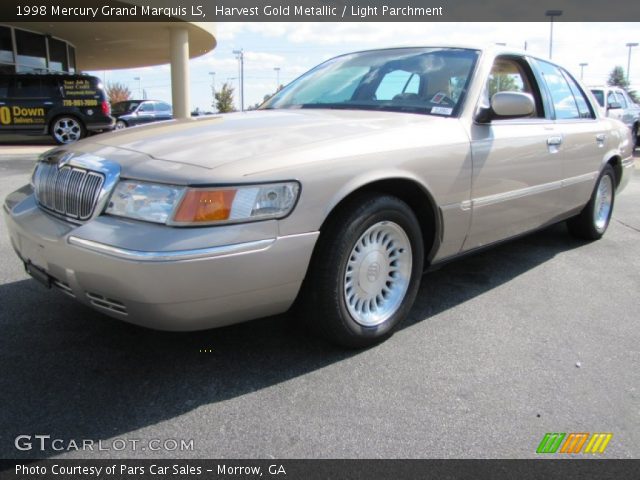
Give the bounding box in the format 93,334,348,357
3,46,635,347
589,85,640,147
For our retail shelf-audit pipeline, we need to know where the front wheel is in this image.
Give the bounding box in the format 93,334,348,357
567,164,616,240
301,194,424,348
115,120,127,130
51,116,86,144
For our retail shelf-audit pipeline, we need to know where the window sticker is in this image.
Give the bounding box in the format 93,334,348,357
431,106,453,115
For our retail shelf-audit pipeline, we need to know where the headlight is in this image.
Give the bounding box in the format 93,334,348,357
106,181,184,224
172,182,300,225
105,180,300,226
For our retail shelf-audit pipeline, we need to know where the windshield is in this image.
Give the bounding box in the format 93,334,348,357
112,101,141,114
261,48,480,116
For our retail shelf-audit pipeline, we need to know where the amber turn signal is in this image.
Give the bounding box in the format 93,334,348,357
173,189,237,223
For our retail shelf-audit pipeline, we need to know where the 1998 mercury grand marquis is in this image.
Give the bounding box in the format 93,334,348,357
3,46,635,347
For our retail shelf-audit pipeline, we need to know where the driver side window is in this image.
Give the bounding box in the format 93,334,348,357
488,60,527,96
139,102,154,112
485,57,541,118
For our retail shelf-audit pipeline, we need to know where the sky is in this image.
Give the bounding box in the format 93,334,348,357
89,22,640,111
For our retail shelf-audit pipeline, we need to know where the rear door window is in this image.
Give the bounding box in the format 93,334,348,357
156,102,171,112
561,71,594,119
537,60,580,120
615,92,628,108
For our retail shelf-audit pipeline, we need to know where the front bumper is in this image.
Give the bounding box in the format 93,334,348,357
3,186,319,331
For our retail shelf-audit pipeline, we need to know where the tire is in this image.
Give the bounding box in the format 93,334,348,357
567,164,616,240
633,123,639,149
115,120,127,130
50,116,86,144
301,193,424,348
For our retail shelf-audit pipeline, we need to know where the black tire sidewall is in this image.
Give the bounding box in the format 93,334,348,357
324,196,424,345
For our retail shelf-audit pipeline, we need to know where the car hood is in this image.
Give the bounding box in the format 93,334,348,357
88,109,445,170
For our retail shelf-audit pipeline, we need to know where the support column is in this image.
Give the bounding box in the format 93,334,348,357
170,27,190,119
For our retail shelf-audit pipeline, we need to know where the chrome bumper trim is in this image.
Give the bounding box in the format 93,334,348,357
67,236,276,262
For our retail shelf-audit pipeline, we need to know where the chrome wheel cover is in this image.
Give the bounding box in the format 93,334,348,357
53,118,82,144
593,174,613,233
343,221,412,327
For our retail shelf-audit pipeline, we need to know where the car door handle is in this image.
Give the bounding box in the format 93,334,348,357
596,133,607,142
547,136,563,146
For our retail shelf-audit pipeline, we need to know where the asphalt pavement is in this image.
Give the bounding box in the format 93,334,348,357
0,151,638,459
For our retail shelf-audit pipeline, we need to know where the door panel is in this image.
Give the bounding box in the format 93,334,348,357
464,121,566,250
557,120,607,210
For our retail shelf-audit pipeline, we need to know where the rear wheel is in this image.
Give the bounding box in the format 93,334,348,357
115,120,127,130
567,164,616,240
301,194,424,348
51,116,86,144
633,123,639,148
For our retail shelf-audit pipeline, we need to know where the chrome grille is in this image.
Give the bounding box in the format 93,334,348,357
34,162,104,220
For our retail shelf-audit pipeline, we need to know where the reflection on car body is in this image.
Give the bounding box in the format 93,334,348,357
3,46,635,348
111,100,173,130
0,73,114,144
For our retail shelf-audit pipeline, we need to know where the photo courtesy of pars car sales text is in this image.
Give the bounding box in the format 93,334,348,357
0,0,639,479
15,463,286,476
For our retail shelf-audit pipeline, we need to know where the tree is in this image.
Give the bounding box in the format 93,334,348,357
607,66,629,89
607,66,639,103
215,82,236,113
105,82,131,104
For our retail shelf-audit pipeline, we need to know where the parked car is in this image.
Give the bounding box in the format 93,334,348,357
0,73,114,144
589,85,640,147
111,100,172,129
4,46,634,348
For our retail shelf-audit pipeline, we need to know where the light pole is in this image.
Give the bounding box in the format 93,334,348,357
626,42,638,83
274,67,281,90
232,49,244,112
133,76,142,98
545,10,563,60
209,72,216,111
209,71,216,91
579,62,588,80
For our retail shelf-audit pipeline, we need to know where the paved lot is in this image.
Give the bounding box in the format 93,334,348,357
0,150,638,459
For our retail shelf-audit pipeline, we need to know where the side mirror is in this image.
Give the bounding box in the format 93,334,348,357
607,101,622,110
491,92,535,117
